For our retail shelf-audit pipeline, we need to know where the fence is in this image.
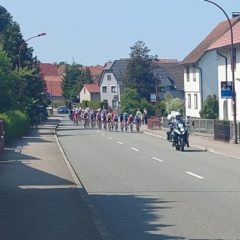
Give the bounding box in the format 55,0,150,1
147,117,161,130
161,116,240,142
190,118,214,135
161,117,214,135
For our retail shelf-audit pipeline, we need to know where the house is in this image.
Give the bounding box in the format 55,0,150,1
153,59,184,100
207,16,240,121
40,63,64,102
181,16,240,118
40,63,104,104
98,59,129,110
81,65,104,84
98,58,184,110
80,84,100,103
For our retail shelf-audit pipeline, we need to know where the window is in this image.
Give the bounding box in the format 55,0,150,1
193,67,196,82
102,86,107,93
111,86,116,93
186,66,190,82
107,75,111,81
188,94,191,108
84,88,86,94
112,100,116,108
194,94,198,109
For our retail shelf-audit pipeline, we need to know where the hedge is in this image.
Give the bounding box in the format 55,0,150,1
0,110,30,144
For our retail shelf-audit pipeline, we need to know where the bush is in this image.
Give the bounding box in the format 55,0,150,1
0,110,30,144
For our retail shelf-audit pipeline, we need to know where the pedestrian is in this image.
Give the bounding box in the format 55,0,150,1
143,108,148,125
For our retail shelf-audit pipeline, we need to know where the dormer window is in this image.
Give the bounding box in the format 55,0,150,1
107,75,111,81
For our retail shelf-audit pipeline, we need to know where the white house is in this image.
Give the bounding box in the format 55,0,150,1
79,84,100,103
98,59,129,110
207,18,240,121
182,16,240,118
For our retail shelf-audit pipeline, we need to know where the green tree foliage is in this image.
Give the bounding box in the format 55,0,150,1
120,88,155,115
0,6,33,69
61,63,93,105
0,5,47,124
124,41,155,100
120,88,140,114
61,63,82,104
199,94,219,119
163,92,183,114
0,48,18,111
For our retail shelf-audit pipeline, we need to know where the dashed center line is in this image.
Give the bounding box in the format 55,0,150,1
101,133,105,136
117,141,123,145
108,137,113,140
152,157,163,162
131,147,139,152
185,171,205,179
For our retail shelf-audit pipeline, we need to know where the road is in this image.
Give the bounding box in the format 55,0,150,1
57,117,240,240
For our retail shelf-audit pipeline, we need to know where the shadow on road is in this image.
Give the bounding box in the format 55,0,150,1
88,193,185,240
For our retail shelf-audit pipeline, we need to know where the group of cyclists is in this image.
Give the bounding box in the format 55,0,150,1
69,107,147,133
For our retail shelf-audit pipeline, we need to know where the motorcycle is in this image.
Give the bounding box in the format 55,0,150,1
171,121,189,152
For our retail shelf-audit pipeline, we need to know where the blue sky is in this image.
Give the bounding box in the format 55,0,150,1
0,0,238,66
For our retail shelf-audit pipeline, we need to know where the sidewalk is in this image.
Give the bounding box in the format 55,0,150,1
0,117,104,240
142,124,240,159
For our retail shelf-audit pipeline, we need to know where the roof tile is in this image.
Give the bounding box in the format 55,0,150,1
182,16,240,64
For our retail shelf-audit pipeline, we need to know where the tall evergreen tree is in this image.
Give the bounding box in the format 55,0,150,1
124,41,155,100
61,63,82,104
0,5,47,115
0,48,18,111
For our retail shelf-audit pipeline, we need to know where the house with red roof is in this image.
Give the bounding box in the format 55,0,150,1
40,63,104,104
40,63,64,102
207,19,240,121
80,84,100,103
182,15,240,119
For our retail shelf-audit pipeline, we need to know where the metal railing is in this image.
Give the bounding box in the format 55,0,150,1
161,117,214,136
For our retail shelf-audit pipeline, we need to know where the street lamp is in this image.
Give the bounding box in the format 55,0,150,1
203,0,237,144
18,32,47,69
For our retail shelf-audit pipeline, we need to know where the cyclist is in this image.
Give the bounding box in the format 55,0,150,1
123,112,128,132
128,114,134,132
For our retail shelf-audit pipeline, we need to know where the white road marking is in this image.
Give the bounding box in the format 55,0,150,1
152,157,163,162
108,137,113,140
117,141,123,145
97,130,100,133
185,171,205,179
101,133,105,136
131,147,139,152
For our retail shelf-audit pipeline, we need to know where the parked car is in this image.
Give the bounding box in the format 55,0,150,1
57,106,69,114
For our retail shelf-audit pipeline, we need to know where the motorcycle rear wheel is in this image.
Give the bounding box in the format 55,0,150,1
180,137,184,152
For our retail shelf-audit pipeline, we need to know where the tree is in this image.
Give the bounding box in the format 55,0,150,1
120,88,140,114
61,63,94,105
124,41,155,100
0,6,32,70
61,63,82,104
0,48,17,111
0,6,47,119
163,92,183,114
199,94,219,119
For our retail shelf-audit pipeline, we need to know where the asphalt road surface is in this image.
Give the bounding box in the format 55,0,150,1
57,117,240,240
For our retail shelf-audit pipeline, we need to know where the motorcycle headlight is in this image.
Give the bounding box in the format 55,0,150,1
180,127,184,132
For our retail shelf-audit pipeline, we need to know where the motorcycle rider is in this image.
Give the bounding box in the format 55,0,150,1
167,112,189,145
